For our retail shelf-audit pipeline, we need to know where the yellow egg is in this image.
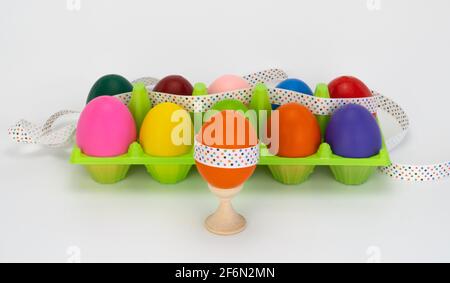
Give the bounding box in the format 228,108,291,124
140,103,193,157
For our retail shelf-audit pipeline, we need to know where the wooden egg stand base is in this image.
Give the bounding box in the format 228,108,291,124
205,185,246,236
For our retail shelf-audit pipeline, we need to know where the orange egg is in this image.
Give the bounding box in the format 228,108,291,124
196,110,258,189
267,103,321,157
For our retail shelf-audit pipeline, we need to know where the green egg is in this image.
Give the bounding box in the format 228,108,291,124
86,74,133,104
204,99,249,122
211,99,248,112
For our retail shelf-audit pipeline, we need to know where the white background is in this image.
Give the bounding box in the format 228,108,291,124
1,0,449,263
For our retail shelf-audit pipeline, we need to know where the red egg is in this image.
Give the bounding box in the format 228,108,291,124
328,76,372,99
153,75,193,96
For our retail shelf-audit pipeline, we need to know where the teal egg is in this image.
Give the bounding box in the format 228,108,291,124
86,74,133,104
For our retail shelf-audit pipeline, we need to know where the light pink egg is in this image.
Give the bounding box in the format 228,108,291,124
76,96,136,157
208,75,251,94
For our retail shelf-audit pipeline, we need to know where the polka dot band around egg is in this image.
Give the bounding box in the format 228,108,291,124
194,140,260,169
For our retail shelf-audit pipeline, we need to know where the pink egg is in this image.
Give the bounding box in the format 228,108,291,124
208,75,251,94
76,96,136,157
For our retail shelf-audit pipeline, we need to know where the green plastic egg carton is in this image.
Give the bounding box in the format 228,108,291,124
259,142,390,185
70,82,391,186
71,142,194,185
70,141,390,186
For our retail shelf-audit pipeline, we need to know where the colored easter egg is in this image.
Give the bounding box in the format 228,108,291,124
325,104,382,158
273,78,313,110
140,103,193,157
211,99,248,112
196,111,258,189
153,75,193,96
208,75,251,94
76,96,136,157
276,78,313,95
267,103,321,157
204,99,249,124
87,74,133,104
328,76,372,99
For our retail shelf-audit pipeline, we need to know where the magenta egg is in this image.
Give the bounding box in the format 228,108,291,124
76,96,136,157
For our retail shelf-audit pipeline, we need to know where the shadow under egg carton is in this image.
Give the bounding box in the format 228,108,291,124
71,142,390,186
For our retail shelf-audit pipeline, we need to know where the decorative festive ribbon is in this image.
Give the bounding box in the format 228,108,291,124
7,69,289,147
8,110,79,147
7,69,450,181
194,140,260,169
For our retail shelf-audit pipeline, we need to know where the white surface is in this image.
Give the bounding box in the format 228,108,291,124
1,0,449,263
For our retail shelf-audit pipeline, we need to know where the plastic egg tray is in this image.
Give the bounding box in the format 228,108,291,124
71,78,391,186
71,140,390,186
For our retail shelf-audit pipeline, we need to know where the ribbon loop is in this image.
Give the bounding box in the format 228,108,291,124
8,110,79,147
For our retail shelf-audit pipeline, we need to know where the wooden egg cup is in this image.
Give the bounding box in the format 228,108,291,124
205,184,246,236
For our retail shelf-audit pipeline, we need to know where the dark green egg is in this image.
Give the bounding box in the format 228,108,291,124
86,74,133,104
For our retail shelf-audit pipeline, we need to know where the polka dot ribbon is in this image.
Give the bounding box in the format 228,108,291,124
8,110,79,147
379,163,450,182
7,68,450,181
194,140,260,169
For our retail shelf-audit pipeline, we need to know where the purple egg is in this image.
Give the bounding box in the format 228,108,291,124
325,104,382,158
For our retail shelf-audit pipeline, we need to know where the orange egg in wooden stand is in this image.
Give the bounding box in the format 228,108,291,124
195,110,259,235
